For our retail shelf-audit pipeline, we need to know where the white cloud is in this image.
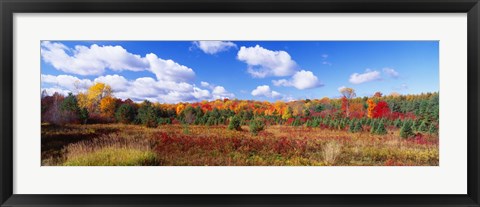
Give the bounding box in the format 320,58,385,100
41,87,71,96
41,41,196,84
145,53,195,82
251,85,283,99
212,86,235,100
200,81,210,87
194,41,237,54
237,45,297,78
272,70,323,90
349,69,381,84
41,41,149,75
94,75,130,92
41,74,93,92
383,67,399,78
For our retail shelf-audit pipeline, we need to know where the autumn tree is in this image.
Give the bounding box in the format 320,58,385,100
99,96,117,119
176,104,185,115
79,83,113,113
282,106,293,120
367,99,376,118
339,87,356,117
373,91,383,98
372,101,390,118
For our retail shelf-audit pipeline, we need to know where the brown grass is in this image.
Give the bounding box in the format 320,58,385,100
41,123,439,166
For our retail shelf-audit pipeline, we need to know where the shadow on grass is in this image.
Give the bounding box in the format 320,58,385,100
41,124,119,164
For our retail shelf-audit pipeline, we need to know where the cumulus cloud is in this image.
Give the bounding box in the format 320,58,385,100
200,81,210,87
41,41,195,84
41,74,93,92
42,73,235,104
251,85,283,99
383,67,399,78
193,41,237,54
237,45,297,78
145,53,195,82
41,41,149,75
272,70,323,90
41,87,71,96
349,69,381,84
94,75,130,92
212,86,235,100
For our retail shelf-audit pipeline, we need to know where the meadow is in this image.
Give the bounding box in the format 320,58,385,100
42,123,438,166
41,83,439,166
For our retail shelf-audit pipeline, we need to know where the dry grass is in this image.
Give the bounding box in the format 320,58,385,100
41,124,439,166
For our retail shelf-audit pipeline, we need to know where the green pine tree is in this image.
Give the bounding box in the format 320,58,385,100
376,122,387,135
349,121,356,133
354,121,363,133
428,123,438,135
417,120,428,132
400,119,415,138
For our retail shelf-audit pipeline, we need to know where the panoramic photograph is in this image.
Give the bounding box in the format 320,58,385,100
40,40,439,166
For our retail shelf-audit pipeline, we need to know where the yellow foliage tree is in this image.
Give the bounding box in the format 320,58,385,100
77,92,89,109
367,98,376,118
99,96,116,118
85,83,112,113
176,104,185,115
282,106,293,120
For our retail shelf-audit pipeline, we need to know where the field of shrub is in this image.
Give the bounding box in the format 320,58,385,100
41,84,439,166
42,123,438,166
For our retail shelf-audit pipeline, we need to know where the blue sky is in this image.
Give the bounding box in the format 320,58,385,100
40,41,439,103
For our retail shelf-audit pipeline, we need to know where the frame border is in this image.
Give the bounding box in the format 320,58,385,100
1,0,479,206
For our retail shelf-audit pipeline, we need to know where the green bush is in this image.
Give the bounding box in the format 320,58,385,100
228,116,242,131
249,118,265,135
157,117,172,125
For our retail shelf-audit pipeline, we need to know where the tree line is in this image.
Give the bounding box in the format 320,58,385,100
41,83,439,138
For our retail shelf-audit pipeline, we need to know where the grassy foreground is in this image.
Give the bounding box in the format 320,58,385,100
41,123,439,166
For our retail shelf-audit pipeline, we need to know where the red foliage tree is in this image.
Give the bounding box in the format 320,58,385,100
372,101,391,118
341,96,348,116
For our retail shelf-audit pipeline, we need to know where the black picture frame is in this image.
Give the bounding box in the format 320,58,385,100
1,0,479,206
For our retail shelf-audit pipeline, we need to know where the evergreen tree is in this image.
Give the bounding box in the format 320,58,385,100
376,121,387,135
428,123,438,135
418,120,428,132
349,121,356,133
228,115,242,131
400,119,415,138
394,119,402,128
115,103,136,124
370,119,378,134
79,108,89,124
249,118,265,135
354,121,363,132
